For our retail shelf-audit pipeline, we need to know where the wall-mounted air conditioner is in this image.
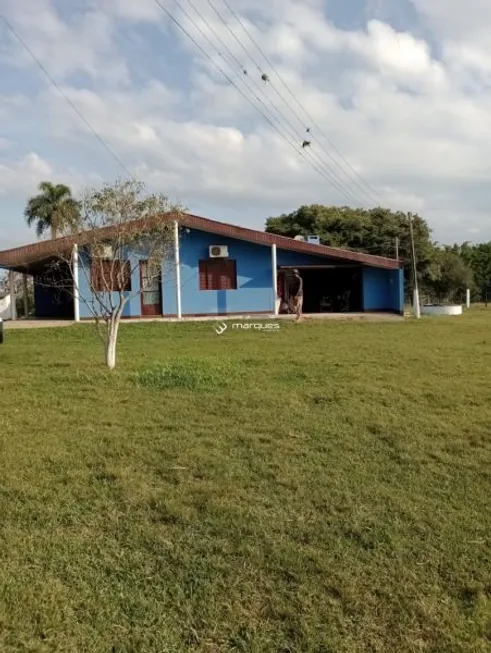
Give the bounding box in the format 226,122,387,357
209,245,229,258
92,244,114,258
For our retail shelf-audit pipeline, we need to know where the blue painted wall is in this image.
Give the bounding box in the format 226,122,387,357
362,267,404,312
77,251,141,319
68,230,404,318
391,268,405,313
164,229,274,315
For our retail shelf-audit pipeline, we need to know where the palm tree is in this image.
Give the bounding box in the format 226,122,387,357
25,182,80,239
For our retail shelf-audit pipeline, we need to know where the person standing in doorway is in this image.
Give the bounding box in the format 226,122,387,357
290,269,304,322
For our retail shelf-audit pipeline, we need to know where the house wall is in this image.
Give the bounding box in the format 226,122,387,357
164,229,274,315
77,251,141,319
362,266,404,313
69,230,404,318
391,268,405,314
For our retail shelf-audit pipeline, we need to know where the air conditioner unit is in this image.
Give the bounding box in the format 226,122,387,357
307,235,321,245
209,245,228,258
92,244,114,259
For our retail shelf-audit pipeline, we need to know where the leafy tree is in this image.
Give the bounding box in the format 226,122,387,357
265,205,436,296
428,249,474,303
46,179,183,369
456,242,491,302
25,182,80,239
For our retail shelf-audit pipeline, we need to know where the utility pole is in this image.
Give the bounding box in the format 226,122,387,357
408,213,420,319
395,236,399,261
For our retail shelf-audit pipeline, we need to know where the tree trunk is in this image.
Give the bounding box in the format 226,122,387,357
105,317,120,370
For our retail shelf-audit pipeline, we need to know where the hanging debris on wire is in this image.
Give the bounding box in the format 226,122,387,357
302,140,311,149
261,73,270,82
242,67,248,76
306,127,311,133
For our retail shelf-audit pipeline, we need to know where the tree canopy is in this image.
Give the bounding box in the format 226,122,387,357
25,182,80,239
48,179,182,369
454,242,491,301
265,205,491,303
266,205,435,295
427,249,474,303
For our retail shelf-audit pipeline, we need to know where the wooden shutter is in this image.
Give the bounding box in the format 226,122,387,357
92,260,131,292
199,260,237,290
199,260,209,290
219,260,237,290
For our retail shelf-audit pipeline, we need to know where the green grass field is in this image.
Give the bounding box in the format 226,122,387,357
1,313,491,653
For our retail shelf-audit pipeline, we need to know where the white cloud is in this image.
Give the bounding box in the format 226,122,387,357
412,0,491,81
0,152,100,199
0,94,29,119
95,0,163,21
410,0,491,39
0,153,53,196
1,0,491,247
1,0,129,83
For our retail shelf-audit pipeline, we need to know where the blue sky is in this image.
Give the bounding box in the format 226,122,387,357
1,0,491,249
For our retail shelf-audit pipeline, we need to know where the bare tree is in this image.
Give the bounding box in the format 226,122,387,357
47,179,182,369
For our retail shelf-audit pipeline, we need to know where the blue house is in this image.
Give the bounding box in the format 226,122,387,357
0,214,404,319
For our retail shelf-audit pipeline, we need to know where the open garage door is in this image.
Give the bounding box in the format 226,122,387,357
278,265,363,313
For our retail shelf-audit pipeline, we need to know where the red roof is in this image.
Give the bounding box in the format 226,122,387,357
0,213,401,271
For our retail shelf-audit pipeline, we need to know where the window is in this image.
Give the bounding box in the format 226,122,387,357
91,259,132,292
199,259,237,291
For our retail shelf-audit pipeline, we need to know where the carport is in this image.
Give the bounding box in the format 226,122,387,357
278,264,364,313
0,239,77,321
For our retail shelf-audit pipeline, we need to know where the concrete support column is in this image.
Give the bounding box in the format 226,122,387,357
413,288,421,319
73,244,80,322
466,289,471,309
9,270,16,321
23,274,29,318
272,244,278,316
174,221,182,320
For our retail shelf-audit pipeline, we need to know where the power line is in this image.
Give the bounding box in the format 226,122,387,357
173,0,363,205
197,0,373,208
186,0,295,133
181,0,367,207
218,0,382,203
218,0,384,206
153,0,365,206
0,15,134,180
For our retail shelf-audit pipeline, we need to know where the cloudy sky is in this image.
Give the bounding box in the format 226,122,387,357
0,0,490,249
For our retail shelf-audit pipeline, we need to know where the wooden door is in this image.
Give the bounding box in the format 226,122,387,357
140,261,162,316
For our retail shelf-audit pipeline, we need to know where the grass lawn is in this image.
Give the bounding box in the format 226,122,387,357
1,313,491,652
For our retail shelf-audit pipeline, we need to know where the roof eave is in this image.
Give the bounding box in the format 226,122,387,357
0,212,402,271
